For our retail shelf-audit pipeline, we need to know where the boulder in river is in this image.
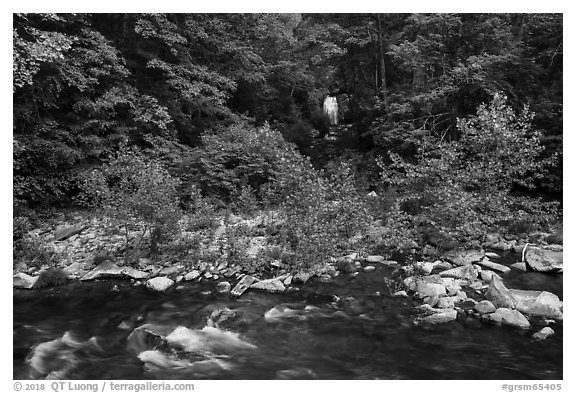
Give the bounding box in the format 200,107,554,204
524,248,563,272
126,324,173,355
483,308,530,329
145,277,174,292
509,289,563,320
185,270,201,281
417,309,457,324
532,327,555,341
485,276,516,309
13,272,39,289
215,281,231,294
510,262,527,272
365,255,385,263
230,275,256,297
443,249,484,266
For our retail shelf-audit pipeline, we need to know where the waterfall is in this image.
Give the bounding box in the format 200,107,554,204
323,96,339,126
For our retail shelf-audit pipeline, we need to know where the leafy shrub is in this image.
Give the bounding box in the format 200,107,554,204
34,268,68,289
378,93,559,244
77,147,182,255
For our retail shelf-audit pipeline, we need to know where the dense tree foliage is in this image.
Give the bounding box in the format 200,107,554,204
14,13,562,255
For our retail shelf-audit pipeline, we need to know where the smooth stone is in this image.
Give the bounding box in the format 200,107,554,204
145,277,174,292
533,327,555,341
407,275,447,298
251,279,285,293
492,242,514,251
393,290,408,298
524,248,563,272
121,267,150,280
363,265,376,273
483,308,530,329
365,255,385,263
484,252,500,259
159,265,184,277
436,296,455,309
475,300,496,315
509,289,563,320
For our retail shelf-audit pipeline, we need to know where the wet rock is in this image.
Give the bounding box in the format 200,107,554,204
13,272,39,289
81,260,124,281
126,324,172,355
439,265,479,280
230,275,256,297
483,308,530,329
145,277,174,292
532,327,555,341
509,289,563,320
251,278,285,293
524,248,563,272
480,270,502,282
418,309,457,324
184,270,201,281
476,258,511,274
363,265,376,273
484,252,501,259
215,281,231,294
443,249,484,266
475,300,496,315
510,262,527,272
485,277,516,309
432,261,454,271
53,224,86,241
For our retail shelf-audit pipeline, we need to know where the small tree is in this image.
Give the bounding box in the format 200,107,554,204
379,93,558,243
78,147,182,257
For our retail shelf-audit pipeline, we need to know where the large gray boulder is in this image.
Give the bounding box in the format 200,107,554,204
443,249,485,266
483,308,530,329
475,300,496,315
126,324,173,355
145,277,174,292
524,248,563,272
13,272,39,289
485,277,516,309
509,289,563,320
532,327,555,341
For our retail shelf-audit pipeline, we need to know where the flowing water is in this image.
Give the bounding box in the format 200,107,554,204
13,253,562,380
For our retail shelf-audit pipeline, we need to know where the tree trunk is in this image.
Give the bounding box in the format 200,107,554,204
377,15,388,109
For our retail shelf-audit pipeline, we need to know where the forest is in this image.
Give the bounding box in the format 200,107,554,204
13,12,565,381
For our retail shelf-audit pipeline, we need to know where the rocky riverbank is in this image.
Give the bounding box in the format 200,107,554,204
13,210,562,341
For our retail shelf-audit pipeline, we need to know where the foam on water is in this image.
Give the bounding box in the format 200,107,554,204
166,325,257,354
